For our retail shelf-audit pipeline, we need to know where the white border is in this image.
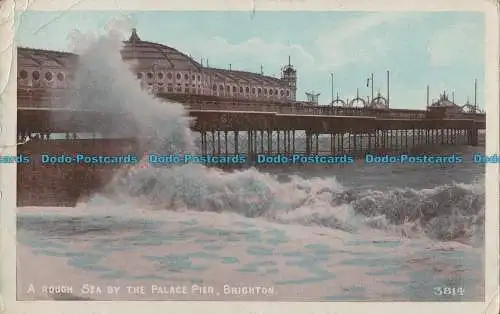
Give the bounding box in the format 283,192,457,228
1,0,499,313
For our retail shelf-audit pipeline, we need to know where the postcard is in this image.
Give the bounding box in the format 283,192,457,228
1,0,498,313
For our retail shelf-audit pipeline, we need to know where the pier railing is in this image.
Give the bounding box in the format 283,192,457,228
17,90,486,122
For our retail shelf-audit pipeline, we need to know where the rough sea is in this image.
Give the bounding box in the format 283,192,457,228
16,29,485,302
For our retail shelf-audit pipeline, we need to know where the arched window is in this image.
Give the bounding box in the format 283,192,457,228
167,72,173,79
275,89,278,95
264,89,268,95
219,85,224,91
226,85,230,92
245,87,249,93
192,74,195,81
232,86,237,93
147,72,153,79
45,72,53,81
280,90,284,96
286,90,290,96
32,71,40,80
19,70,28,79
158,72,164,79
176,73,181,80
137,72,143,79
197,75,201,81
252,88,256,94
213,84,217,91
240,87,243,93
184,74,189,80
269,89,273,95
258,88,262,94
57,73,64,81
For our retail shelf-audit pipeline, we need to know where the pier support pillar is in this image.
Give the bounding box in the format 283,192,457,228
468,128,479,146
305,131,312,155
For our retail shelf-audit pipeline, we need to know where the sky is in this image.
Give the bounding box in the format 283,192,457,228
14,11,485,109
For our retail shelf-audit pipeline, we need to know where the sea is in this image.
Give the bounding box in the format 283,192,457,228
16,29,485,302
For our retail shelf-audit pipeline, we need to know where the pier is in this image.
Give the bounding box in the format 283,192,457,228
16,89,486,207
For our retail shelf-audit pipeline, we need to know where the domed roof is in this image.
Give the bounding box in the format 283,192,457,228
430,93,457,108
121,28,201,71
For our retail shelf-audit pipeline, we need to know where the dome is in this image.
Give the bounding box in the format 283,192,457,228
282,65,296,74
121,28,201,71
430,93,457,108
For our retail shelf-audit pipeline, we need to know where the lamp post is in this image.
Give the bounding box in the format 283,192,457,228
330,73,334,105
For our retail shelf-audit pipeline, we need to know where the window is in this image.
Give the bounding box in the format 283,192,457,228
158,72,164,79
245,87,249,93
167,72,173,79
280,90,284,96
192,75,195,80
252,88,256,94
275,89,278,95
176,87,182,92
286,90,290,96
176,73,181,80
137,72,143,79
32,71,40,80
19,70,28,79
167,87,173,92
45,72,53,81
184,74,189,80
264,89,268,95
233,86,237,93
184,88,189,93
57,73,64,81
213,84,217,91
258,88,262,94
197,75,201,81
269,89,273,95
226,86,230,92
147,72,153,79
240,87,243,93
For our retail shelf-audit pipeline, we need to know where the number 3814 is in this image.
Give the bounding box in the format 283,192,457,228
434,287,465,296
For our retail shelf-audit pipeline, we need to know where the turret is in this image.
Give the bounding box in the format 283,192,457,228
281,56,297,100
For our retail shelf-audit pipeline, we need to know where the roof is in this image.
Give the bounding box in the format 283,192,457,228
16,28,290,88
121,28,202,71
204,68,286,87
17,47,77,69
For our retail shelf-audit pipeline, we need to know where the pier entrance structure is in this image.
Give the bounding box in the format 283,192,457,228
16,29,486,207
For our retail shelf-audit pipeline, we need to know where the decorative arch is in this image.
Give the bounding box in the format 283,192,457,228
368,95,389,109
330,98,347,107
460,103,476,113
348,96,366,108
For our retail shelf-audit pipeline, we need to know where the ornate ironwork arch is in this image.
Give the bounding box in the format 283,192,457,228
460,103,476,113
330,98,347,107
369,95,389,109
348,96,366,108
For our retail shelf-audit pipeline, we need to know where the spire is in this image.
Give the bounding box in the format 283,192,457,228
129,28,140,42
260,65,263,75
288,55,291,66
